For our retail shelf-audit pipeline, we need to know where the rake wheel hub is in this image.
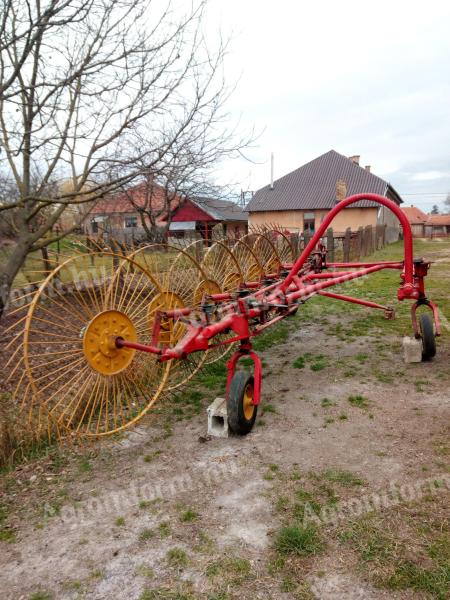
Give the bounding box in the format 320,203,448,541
83,310,137,375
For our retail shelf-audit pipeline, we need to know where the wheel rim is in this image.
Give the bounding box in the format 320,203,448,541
129,244,209,391
23,252,170,436
243,382,255,420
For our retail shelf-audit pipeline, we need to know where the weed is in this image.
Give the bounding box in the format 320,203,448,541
275,524,324,556
135,564,154,578
158,521,171,537
115,516,125,526
78,456,92,473
139,588,195,600
323,469,364,487
180,509,198,522
348,394,369,409
206,556,251,585
338,413,348,420
166,547,188,568
310,356,328,371
29,593,53,600
0,529,16,542
321,398,335,408
293,356,305,369
139,528,154,541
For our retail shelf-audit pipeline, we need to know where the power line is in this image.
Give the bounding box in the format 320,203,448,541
401,192,448,196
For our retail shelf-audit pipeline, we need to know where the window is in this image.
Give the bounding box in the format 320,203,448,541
303,212,315,234
91,219,99,233
124,216,137,228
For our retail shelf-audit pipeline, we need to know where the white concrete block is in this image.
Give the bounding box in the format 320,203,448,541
207,397,229,438
403,336,422,363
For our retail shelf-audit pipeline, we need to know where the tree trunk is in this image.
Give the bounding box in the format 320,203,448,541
0,241,30,319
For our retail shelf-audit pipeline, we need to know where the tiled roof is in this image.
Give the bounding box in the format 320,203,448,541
401,206,429,225
246,150,401,212
426,214,450,226
92,181,182,215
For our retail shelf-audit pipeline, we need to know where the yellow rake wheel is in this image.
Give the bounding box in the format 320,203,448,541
231,239,264,282
261,228,294,265
245,232,281,275
130,244,210,391
201,240,243,293
23,252,170,437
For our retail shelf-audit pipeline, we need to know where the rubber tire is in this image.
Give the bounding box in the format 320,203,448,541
419,313,436,360
227,371,257,435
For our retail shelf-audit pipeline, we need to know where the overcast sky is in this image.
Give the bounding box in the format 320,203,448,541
206,0,450,212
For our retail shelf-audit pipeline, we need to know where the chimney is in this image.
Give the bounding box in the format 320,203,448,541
336,179,347,202
349,155,360,165
365,165,371,172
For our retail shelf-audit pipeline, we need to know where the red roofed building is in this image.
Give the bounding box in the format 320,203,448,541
86,181,183,239
168,197,248,242
85,181,247,244
402,205,450,237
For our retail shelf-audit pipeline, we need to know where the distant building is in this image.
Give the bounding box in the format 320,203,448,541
402,205,450,237
246,150,403,243
85,181,247,244
169,197,248,243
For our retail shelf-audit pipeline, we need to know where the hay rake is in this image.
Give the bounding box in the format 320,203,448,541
5,194,440,437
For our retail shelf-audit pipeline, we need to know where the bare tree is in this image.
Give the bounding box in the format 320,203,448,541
444,193,450,211
0,0,250,316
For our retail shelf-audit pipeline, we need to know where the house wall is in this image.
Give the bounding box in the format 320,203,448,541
249,208,378,234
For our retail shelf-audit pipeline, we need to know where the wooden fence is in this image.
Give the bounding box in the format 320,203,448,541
289,224,388,262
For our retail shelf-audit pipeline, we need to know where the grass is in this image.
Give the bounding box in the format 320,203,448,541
166,547,188,568
180,509,198,522
323,469,364,487
158,521,171,538
139,528,154,541
114,516,125,526
29,593,53,600
206,556,252,586
293,356,305,369
348,394,369,409
139,588,195,600
321,398,336,408
274,524,324,556
338,493,449,599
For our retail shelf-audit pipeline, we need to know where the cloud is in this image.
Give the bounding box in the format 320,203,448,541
412,171,450,181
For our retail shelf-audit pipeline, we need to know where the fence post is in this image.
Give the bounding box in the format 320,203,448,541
195,240,203,263
326,228,334,262
291,233,299,259
343,227,351,262
304,230,311,248
356,227,363,260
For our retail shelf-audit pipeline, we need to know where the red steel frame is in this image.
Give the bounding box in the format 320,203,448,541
115,194,440,407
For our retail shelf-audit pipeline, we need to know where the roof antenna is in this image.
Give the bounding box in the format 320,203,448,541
270,152,274,190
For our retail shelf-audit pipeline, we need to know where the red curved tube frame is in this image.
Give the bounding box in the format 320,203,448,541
279,193,415,296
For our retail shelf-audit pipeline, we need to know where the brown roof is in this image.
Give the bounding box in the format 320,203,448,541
246,150,402,212
402,206,429,225
426,214,450,226
92,181,182,215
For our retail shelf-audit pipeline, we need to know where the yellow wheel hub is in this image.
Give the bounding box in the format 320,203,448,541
243,383,255,420
148,291,184,346
83,310,137,375
193,279,221,305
